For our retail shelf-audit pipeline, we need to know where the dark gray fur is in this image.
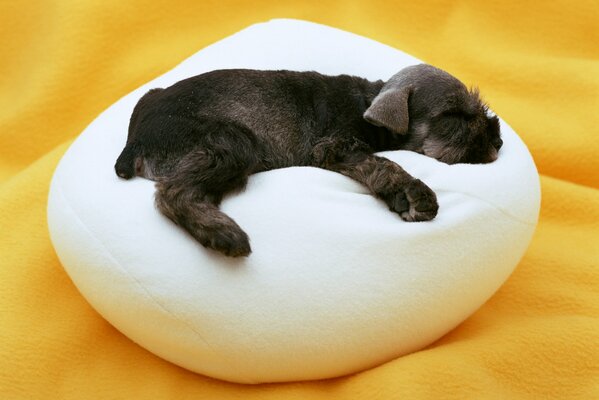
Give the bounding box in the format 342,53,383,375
115,64,502,257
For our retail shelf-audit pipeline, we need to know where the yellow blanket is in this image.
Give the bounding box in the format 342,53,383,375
1,1,597,398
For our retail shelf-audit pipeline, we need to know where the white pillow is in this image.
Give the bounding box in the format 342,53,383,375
47,19,540,384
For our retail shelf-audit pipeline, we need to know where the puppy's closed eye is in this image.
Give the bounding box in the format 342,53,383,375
442,109,476,120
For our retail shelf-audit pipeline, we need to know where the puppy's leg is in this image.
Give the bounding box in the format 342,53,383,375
312,137,438,221
155,124,260,257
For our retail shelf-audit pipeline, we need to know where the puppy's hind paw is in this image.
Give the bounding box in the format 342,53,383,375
198,227,252,258
388,179,438,222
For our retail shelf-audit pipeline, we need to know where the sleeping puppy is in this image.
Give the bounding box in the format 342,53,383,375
115,64,502,257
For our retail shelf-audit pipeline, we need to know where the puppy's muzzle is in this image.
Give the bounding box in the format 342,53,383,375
488,137,503,163
492,137,503,151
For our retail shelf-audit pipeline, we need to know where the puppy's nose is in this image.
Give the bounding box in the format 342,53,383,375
492,137,503,150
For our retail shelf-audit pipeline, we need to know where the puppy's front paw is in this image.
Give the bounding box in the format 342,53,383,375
386,179,438,222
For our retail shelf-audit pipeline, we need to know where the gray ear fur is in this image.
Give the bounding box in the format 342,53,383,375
364,86,411,134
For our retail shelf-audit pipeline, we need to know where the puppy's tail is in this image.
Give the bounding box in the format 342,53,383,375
115,143,141,179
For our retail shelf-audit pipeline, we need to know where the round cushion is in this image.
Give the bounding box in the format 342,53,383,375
47,19,541,384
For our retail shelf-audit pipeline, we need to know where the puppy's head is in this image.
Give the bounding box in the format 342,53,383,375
364,64,502,164
115,87,197,180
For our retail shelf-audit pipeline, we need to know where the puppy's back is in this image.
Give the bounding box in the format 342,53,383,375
151,69,382,167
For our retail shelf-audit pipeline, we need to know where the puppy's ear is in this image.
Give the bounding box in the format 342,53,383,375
364,86,412,134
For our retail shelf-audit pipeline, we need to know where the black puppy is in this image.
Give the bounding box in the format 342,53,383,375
115,64,502,257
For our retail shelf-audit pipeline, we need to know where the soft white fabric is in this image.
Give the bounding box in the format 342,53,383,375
47,19,541,384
